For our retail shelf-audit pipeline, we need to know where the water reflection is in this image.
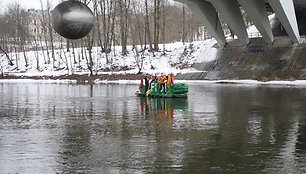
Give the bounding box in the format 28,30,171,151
138,97,188,123
1,83,306,173
211,86,306,173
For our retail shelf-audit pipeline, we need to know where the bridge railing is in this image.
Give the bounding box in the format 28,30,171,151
248,32,262,38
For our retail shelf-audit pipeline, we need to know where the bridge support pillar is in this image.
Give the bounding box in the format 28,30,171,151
176,0,226,47
239,0,274,44
208,0,249,45
268,0,300,43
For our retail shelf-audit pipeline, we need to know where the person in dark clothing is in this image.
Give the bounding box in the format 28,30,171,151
144,75,150,93
150,75,156,88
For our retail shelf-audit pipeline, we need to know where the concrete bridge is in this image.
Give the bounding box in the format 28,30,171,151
175,0,306,47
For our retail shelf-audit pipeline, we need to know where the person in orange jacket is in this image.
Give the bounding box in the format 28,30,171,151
158,73,167,93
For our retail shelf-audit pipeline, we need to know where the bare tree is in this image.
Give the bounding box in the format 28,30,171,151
118,0,131,55
98,0,116,64
10,3,29,67
133,46,144,74
130,0,144,49
39,0,51,63
144,0,153,51
161,0,167,54
0,46,13,66
46,0,55,68
182,6,186,45
0,12,14,66
153,0,161,51
32,36,40,70
1,3,28,69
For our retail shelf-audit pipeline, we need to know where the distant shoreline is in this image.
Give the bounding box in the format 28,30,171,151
0,73,144,84
2,73,306,87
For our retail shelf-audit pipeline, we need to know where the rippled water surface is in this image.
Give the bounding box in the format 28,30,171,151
1,82,306,173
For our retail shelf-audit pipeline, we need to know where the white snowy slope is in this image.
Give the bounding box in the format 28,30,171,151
0,39,218,77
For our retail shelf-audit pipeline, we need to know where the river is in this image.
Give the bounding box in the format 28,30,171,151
0,82,306,173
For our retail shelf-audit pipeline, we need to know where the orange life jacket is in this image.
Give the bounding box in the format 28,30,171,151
158,75,166,84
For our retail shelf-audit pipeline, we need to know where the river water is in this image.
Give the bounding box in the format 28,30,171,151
0,82,306,174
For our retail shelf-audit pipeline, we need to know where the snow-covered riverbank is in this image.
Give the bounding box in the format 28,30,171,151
0,39,218,78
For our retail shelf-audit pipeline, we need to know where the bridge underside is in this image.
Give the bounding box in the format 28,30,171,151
175,0,304,47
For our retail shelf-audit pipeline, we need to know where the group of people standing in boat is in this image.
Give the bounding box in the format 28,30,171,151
140,73,174,94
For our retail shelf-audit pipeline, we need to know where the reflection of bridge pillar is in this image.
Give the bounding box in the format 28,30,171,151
267,0,300,43
176,0,226,47
238,0,274,44
208,0,250,45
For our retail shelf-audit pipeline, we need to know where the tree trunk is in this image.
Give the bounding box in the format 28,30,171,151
33,36,40,70
39,35,46,64
153,0,160,51
72,42,77,64
118,0,127,54
46,1,55,68
182,6,186,45
145,0,153,51
0,46,14,66
85,25,94,76
40,0,50,64
162,0,166,54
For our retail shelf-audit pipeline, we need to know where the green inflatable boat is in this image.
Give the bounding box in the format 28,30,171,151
136,81,188,98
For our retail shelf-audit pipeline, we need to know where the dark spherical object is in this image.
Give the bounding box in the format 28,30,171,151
51,0,95,40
